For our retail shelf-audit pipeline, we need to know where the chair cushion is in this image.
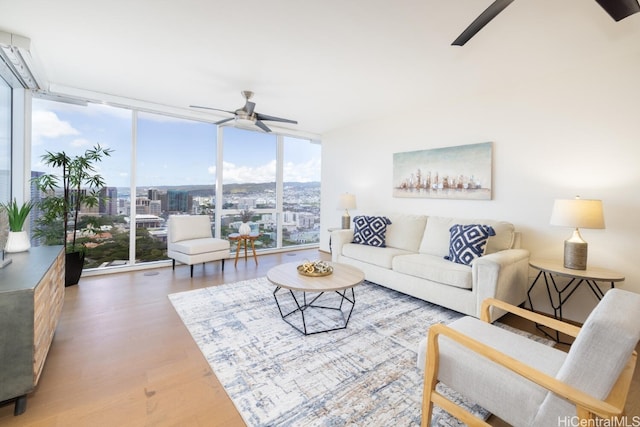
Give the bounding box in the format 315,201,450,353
445,224,496,266
533,288,640,425
352,215,392,247
418,316,567,427
393,254,472,289
171,237,230,255
169,215,213,242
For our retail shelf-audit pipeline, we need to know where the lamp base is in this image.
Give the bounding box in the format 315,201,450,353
564,240,587,270
341,214,351,229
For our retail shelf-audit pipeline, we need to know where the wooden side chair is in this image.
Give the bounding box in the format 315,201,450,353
417,288,640,426
167,215,230,277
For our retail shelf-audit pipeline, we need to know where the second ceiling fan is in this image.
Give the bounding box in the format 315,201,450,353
452,0,640,46
190,91,297,133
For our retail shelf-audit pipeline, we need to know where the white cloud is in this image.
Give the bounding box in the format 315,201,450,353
32,111,80,141
221,158,320,184
223,160,277,184
284,158,321,182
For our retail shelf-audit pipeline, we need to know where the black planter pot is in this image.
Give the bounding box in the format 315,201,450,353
65,251,85,287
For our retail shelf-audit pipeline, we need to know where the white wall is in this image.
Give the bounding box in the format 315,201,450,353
320,51,640,323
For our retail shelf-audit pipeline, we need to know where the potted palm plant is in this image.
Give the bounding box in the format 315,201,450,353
33,144,113,286
0,198,34,252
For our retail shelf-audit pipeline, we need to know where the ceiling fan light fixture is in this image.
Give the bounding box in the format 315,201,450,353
234,117,258,129
190,90,295,133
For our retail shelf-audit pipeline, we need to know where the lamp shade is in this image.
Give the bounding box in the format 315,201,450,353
337,193,357,210
550,198,605,229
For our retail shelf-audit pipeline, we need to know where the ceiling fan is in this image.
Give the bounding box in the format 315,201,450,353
452,0,640,46
190,91,298,133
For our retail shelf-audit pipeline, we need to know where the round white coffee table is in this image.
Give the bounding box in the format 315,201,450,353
266,262,365,335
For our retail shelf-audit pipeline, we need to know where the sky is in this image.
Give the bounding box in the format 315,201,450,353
31,98,321,188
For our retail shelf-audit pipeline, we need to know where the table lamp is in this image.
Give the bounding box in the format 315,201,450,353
550,196,605,270
338,193,356,229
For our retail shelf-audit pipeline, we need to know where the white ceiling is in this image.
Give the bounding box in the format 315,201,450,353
2,0,639,135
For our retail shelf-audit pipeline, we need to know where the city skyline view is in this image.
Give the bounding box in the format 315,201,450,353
28,97,322,270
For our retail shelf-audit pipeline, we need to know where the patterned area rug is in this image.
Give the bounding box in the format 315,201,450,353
169,278,548,426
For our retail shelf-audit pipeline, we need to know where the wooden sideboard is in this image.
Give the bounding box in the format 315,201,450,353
0,245,65,415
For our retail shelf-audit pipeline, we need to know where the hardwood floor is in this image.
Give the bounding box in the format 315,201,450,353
1,249,638,426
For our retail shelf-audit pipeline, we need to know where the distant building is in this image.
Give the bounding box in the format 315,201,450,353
167,190,191,213
136,197,151,215
124,214,164,229
237,197,256,210
297,212,316,228
149,200,162,216
148,188,159,200
283,211,296,223
100,187,118,216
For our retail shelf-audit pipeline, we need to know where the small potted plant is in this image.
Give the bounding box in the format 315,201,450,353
33,144,113,286
0,198,34,253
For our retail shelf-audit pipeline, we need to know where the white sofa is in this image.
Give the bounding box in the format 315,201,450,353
331,214,530,321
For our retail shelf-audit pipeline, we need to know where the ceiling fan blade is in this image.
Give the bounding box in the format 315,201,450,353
189,105,235,114
244,101,256,115
255,112,298,124
254,120,272,133
215,117,235,125
595,0,640,21
452,0,515,46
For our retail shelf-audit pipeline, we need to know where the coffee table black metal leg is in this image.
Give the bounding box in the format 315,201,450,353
273,286,356,335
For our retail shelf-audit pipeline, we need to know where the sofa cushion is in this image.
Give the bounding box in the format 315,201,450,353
352,215,392,247
342,243,412,269
171,237,230,255
393,253,473,289
484,221,516,254
419,216,515,257
383,213,428,252
445,224,496,266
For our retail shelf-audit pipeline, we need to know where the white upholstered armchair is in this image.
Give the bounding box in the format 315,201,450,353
418,288,640,426
167,215,230,277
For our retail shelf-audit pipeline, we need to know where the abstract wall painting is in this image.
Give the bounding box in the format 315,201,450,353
393,142,492,200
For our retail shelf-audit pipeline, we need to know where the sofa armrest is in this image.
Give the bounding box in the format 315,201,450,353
472,248,530,321
331,229,354,262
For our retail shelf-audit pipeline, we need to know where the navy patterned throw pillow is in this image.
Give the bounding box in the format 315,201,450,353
352,216,392,247
445,224,496,266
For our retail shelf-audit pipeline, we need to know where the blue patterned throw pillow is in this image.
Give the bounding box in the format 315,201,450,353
445,224,496,266
352,216,392,247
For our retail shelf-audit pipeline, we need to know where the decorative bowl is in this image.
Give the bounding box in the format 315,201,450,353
297,261,333,277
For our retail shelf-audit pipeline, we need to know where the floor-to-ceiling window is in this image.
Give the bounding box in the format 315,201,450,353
30,96,320,273
136,111,216,262
282,136,321,247
0,76,11,203
31,98,132,268
220,127,277,251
